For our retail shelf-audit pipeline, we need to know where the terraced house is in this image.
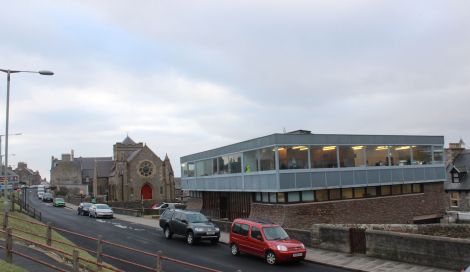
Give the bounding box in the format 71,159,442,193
181,130,446,228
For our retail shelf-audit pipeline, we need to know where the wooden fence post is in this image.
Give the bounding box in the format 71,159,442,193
10,194,14,212
155,250,162,272
5,227,12,263
33,208,36,219
39,212,42,222
47,222,52,246
73,250,79,272
3,212,8,230
96,235,103,271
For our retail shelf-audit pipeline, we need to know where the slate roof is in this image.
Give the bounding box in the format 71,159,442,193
446,150,470,191
78,157,112,170
122,136,136,145
127,149,142,162
96,160,114,178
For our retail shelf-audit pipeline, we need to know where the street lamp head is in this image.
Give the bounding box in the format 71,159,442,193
38,70,54,76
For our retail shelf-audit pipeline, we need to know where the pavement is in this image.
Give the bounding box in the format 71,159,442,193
98,208,452,272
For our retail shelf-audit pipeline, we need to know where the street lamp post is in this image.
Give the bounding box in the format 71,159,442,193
0,69,53,213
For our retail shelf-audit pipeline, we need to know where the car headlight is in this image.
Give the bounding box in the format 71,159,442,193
194,227,204,232
276,245,288,252
215,227,220,232
300,243,305,249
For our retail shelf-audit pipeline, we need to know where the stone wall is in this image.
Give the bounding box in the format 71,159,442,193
366,230,470,270
250,182,445,229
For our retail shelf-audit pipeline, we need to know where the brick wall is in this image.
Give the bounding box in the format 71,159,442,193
250,182,445,229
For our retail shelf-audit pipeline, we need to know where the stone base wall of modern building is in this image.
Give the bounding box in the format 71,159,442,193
250,182,445,229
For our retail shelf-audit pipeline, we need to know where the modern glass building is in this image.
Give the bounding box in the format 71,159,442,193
181,131,446,225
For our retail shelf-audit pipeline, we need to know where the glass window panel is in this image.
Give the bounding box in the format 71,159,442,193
212,158,218,174
187,162,195,177
412,184,422,193
260,147,276,171
392,185,402,195
354,187,366,198
229,154,242,173
402,184,412,194
433,146,444,164
329,189,341,200
380,185,391,196
366,146,390,166
196,159,212,176
341,188,353,199
218,156,229,174
390,146,411,166
366,187,377,197
243,150,259,173
269,192,277,203
277,193,286,203
315,190,328,201
302,191,314,202
412,146,432,165
278,146,309,170
255,192,261,202
339,146,365,167
311,146,338,168
287,192,300,202
262,192,269,203
181,163,188,177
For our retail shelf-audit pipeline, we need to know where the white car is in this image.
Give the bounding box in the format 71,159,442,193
89,204,114,219
37,191,44,200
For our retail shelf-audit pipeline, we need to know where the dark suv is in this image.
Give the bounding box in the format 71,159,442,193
159,209,220,245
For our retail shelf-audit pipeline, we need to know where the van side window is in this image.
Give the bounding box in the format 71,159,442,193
251,226,262,240
232,223,249,236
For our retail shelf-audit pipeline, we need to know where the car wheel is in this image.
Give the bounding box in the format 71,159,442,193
164,227,172,239
210,238,219,245
230,244,240,256
186,231,195,245
266,251,276,265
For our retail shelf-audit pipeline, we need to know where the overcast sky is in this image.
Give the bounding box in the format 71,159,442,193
0,1,469,179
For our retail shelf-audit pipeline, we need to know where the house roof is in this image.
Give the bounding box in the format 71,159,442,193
127,149,142,162
96,160,114,178
446,150,470,191
122,136,136,145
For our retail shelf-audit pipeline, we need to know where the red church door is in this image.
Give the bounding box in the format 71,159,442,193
141,184,152,200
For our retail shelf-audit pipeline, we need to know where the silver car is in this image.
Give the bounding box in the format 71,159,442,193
89,204,114,219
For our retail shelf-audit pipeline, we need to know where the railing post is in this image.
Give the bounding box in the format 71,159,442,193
39,212,42,222
96,235,103,271
33,208,35,219
10,194,14,212
47,222,52,246
155,250,162,272
5,227,12,263
3,212,8,230
73,249,79,272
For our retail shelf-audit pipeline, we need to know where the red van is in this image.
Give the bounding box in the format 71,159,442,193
229,218,306,265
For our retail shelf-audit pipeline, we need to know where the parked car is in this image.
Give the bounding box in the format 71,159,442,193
89,204,114,219
53,198,65,207
37,191,44,200
229,218,306,265
159,209,220,245
42,193,53,202
77,202,93,216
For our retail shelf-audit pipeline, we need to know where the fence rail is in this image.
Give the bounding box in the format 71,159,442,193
0,195,222,272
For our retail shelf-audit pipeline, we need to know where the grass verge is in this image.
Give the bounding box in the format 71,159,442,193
0,260,27,272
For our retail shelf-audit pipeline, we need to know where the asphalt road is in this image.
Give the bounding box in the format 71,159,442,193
25,189,351,272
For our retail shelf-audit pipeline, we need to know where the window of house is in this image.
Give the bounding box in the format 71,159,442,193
311,146,338,168
255,192,261,202
452,171,460,183
412,146,432,165
260,147,276,171
229,154,242,173
218,156,230,174
212,158,218,175
450,192,460,207
392,185,402,195
196,159,212,177
262,192,269,203
433,146,444,164
329,189,341,200
380,185,391,196
277,192,286,203
278,146,309,170
366,186,377,197
402,184,412,194
287,192,300,202
181,163,188,177
390,146,411,166
315,190,329,201
341,188,353,199
339,146,365,167
269,193,277,203
412,184,422,193
243,149,259,173
354,187,366,198
187,162,195,177
302,191,314,202
366,146,390,166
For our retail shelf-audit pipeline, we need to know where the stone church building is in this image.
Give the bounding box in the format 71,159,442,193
51,136,175,203
95,136,176,202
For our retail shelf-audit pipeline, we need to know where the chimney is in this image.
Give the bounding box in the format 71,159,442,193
445,140,466,166
71,149,74,160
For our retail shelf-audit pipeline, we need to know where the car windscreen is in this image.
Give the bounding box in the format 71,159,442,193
83,203,92,208
55,198,64,201
186,213,208,223
262,226,290,241
96,204,110,209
